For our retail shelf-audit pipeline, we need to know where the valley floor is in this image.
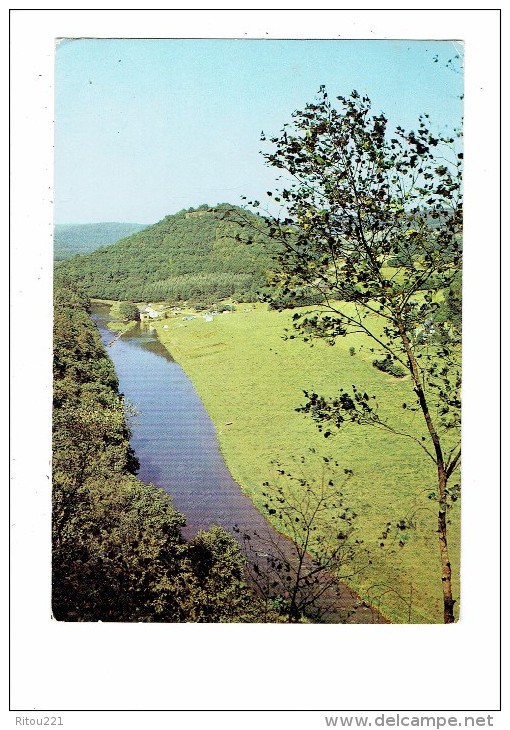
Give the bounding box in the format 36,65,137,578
146,302,460,624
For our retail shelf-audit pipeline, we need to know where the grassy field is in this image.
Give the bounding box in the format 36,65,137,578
146,303,460,623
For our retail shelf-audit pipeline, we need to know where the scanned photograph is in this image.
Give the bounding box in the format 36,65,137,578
53,39,463,624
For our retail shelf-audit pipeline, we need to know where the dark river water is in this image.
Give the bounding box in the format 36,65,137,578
92,303,382,623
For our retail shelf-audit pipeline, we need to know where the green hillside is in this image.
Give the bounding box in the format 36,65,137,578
54,222,149,260
56,204,276,303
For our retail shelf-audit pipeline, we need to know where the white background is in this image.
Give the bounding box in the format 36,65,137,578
8,6,504,726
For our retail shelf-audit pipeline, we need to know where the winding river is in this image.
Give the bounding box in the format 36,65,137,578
92,303,382,623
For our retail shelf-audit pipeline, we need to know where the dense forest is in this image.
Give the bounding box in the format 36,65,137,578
55,204,276,303
52,271,274,622
54,222,148,261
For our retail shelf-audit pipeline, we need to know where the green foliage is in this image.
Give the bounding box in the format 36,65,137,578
117,301,140,321
186,526,265,622
266,285,324,311
189,300,211,312
53,473,189,622
249,87,462,622
372,356,406,378
54,222,148,260
56,205,276,302
240,454,365,623
216,303,236,313
433,270,462,342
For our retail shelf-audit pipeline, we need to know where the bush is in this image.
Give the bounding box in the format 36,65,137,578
267,288,323,311
372,356,406,378
217,304,236,313
118,301,139,321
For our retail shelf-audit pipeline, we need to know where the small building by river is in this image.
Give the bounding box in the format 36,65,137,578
139,306,164,322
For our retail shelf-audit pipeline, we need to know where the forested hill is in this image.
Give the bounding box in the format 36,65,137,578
54,222,149,260
56,204,276,303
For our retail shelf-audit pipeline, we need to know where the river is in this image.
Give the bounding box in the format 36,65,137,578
92,303,383,623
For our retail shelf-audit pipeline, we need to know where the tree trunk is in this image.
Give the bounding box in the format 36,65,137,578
397,321,457,623
438,465,456,623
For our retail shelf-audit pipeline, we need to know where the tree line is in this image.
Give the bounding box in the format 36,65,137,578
54,222,148,260
52,272,273,622
53,272,369,623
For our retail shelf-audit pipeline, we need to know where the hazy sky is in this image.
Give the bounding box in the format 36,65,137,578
54,38,463,224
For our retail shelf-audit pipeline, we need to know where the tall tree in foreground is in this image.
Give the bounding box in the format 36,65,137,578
254,88,462,623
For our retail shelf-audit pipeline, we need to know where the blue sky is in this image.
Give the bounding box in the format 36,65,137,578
55,38,463,224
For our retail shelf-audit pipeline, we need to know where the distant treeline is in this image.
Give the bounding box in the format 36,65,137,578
54,222,149,261
52,272,272,622
55,204,277,303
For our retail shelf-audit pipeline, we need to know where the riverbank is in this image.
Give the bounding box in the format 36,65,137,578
92,301,383,623
150,303,460,624
54,287,280,623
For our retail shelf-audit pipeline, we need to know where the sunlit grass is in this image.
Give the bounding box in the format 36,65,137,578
151,303,460,623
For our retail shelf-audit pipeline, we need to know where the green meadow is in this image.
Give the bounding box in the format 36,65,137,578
152,304,460,624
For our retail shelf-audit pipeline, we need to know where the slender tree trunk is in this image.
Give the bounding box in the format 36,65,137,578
289,550,306,623
437,464,456,623
397,321,456,623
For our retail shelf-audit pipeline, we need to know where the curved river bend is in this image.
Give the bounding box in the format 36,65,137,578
92,304,382,623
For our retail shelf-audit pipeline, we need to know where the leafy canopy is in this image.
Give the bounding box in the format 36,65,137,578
257,88,462,456
261,87,461,319
256,87,462,623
